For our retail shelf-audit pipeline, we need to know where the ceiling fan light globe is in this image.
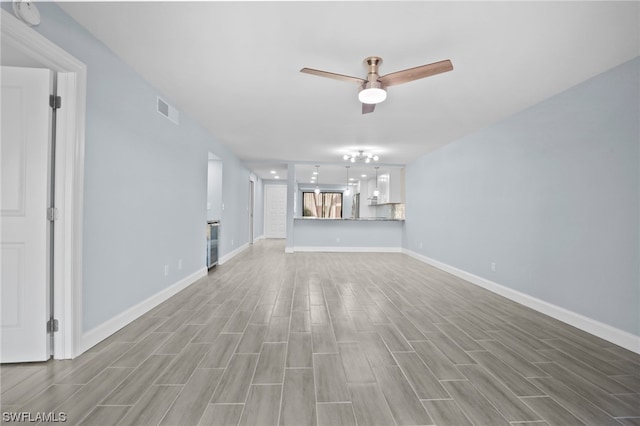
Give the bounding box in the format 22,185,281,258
358,87,387,104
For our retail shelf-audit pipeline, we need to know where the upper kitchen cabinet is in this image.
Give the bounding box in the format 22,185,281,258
377,168,405,204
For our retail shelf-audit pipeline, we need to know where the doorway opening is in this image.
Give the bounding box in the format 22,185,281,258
0,10,87,360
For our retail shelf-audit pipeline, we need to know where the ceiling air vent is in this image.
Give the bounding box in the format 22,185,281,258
157,96,179,125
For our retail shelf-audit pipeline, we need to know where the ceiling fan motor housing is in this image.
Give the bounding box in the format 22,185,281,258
359,80,386,104
359,56,387,104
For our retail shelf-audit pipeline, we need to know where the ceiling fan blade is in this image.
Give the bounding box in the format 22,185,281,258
378,59,453,87
300,68,365,85
362,103,375,114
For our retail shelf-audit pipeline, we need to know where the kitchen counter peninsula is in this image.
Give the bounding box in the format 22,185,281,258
294,217,404,221
292,216,404,252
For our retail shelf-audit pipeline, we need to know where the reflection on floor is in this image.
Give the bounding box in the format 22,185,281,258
2,240,639,425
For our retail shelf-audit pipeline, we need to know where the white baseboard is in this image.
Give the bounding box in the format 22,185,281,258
77,267,207,356
219,242,249,265
403,249,640,354
253,235,265,242
294,246,403,253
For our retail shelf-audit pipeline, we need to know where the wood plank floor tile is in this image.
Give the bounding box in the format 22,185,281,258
160,368,224,426
373,365,433,425
520,396,586,426
200,333,242,368
236,323,268,354
539,349,634,393
253,342,287,384
211,354,259,404
357,331,397,367
441,380,510,426
394,351,449,399
280,368,316,426
477,339,548,378
17,384,82,415
338,342,375,384
529,376,621,426
111,332,171,368
191,317,230,344
423,332,476,365
286,332,312,368
410,340,466,381
312,324,339,354
536,362,640,417
265,317,290,342
348,383,396,426
314,353,351,403
78,405,130,426
468,351,544,396
239,384,282,426
375,323,413,352
48,367,133,425
103,354,174,404
457,364,541,422
316,403,356,426
154,344,209,385
199,404,244,426
118,385,182,426
421,399,473,426
156,324,203,354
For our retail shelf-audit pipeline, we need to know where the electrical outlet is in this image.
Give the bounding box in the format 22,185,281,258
164,265,169,276
178,259,183,270
491,262,496,272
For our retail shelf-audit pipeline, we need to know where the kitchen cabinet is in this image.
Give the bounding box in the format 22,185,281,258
377,168,405,204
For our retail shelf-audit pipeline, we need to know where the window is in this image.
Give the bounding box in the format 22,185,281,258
302,192,343,218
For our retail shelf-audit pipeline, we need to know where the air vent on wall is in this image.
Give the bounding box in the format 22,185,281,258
157,96,179,125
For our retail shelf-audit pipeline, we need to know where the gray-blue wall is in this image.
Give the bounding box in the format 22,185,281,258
10,3,253,331
405,58,639,336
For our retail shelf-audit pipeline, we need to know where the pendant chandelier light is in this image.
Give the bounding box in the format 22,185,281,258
314,165,320,195
373,166,380,197
344,166,351,196
343,150,379,163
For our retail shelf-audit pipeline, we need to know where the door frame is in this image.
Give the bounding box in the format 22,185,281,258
2,10,87,359
249,177,255,244
263,184,287,239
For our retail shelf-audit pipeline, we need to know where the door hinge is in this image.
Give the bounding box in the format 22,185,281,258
47,318,59,333
49,95,62,109
47,207,59,221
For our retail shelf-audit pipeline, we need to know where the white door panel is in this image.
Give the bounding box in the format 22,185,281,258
264,185,287,239
1,66,51,363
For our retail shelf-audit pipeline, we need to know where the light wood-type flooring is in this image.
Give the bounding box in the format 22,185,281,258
2,240,639,425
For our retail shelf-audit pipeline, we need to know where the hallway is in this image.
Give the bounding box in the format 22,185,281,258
1,240,639,425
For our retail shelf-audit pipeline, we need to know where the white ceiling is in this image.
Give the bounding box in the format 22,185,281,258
57,1,639,181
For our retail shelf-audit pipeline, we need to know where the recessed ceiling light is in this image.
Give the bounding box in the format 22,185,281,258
313,171,318,175
274,176,280,179
349,178,355,181
361,174,367,178
270,170,276,174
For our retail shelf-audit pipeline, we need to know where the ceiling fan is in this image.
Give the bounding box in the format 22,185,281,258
300,56,453,114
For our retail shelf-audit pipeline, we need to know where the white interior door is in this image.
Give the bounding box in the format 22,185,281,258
1,66,52,363
264,185,287,239
249,180,255,243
